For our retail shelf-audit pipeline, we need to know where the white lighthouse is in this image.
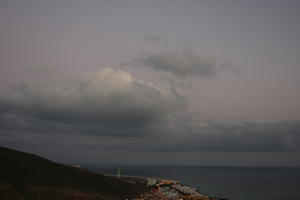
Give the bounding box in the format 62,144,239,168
117,168,120,178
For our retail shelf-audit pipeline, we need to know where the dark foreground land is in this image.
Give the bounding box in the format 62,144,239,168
0,146,147,200
0,146,226,200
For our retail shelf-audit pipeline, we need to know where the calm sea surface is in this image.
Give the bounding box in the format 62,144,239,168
85,165,300,200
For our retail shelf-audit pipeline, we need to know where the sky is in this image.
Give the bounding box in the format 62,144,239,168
0,0,300,167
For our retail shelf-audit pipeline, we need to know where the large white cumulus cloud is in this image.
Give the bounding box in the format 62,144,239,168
0,68,186,127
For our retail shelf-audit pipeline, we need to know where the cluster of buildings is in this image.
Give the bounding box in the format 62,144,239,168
142,178,224,200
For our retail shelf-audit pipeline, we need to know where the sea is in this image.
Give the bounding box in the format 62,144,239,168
85,165,300,200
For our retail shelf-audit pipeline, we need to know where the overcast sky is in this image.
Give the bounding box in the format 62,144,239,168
1,0,300,167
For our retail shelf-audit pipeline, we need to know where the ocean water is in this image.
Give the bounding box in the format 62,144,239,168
85,165,300,200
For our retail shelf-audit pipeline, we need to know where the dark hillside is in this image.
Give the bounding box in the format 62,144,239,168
0,146,146,200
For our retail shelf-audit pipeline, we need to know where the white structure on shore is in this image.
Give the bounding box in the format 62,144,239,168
147,178,157,186
117,168,120,178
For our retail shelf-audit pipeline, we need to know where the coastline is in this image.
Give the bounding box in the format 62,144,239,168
118,176,227,200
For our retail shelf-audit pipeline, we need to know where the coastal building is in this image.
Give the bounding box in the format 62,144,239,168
147,178,157,186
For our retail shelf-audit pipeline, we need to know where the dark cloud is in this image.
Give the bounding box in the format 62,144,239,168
0,68,299,154
129,48,223,78
0,68,186,136
1,110,299,153
143,35,163,42
160,76,193,89
145,119,300,152
104,116,300,152
25,66,52,74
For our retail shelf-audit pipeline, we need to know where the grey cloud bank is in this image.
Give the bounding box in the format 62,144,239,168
143,35,163,43
131,48,223,78
0,68,185,133
0,69,299,155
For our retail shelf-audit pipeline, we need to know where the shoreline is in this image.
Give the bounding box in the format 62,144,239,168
116,175,227,200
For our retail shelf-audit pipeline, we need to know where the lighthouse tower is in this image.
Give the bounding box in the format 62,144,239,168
117,168,120,178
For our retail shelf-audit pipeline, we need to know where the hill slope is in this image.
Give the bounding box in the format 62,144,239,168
0,146,146,200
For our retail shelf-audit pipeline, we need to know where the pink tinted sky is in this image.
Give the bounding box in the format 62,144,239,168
1,0,300,121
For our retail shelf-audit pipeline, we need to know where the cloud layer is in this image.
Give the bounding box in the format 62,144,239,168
0,68,299,153
132,48,222,78
143,35,163,43
0,68,186,132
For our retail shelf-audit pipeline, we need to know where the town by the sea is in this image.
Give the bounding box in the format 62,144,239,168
85,165,300,200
